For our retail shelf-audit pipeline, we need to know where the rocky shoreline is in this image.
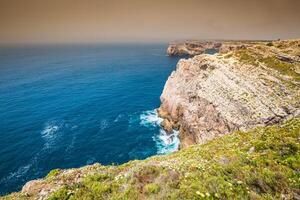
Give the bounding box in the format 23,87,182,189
160,39,300,148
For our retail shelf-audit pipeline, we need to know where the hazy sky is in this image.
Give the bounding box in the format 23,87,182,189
0,0,299,43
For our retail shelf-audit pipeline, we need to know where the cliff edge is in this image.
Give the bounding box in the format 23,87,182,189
160,39,300,148
166,40,251,56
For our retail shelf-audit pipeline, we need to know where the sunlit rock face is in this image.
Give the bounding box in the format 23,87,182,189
160,40,300,148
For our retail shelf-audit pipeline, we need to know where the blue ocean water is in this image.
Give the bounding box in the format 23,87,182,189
0,44,182,195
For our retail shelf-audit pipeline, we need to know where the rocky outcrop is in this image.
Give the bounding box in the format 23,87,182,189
167,41,221,56
166,40,256,56
160,39,300,148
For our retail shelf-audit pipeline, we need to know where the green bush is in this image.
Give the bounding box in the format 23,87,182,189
46,169,61,179
144,183,160,194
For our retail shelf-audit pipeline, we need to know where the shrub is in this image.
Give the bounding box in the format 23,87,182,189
144,183,160,194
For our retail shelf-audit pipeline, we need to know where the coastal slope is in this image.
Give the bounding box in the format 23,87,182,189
2,118,300,200
160,39,300,148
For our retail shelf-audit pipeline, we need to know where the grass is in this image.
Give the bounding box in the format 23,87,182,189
234,47,300,84
46,169,61,179
235,49,259,66
3,117,299,200
48,187,70,200
259,56,300,82
144,183,161,194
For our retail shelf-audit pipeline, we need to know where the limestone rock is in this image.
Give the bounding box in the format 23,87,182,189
167,41,219,56
167,40,251,56
160,119,173,133
160,40,300,148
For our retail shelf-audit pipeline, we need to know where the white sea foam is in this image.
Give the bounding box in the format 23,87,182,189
139,109,179,154
154,129,180,154
114,114,124,122
0,150,42,185
41,122,61,149
100,119,109,130
0,164,31,184
41,124,59,140
139,109,163,128
0,121,72,186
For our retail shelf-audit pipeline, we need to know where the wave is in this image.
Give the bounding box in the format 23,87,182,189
153,129,180,154
140,109,163,128
139,109,179,154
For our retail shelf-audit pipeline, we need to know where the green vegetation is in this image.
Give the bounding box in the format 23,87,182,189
46,169,61,179
144,183,161,194
3,118,299,200
48,187,70,200
235,49,259,66
259,56,300,82
235,46,300,84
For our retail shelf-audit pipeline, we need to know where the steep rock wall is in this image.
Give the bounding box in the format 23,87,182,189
160,40,300,148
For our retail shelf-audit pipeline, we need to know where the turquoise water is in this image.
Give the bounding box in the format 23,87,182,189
0,44,182,195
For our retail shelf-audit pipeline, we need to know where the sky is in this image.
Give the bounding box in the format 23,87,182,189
0,0,299,44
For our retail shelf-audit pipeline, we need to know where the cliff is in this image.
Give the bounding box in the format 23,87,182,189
160,39,300,148
166,40,252,56
167,41,221,56
2,118,300,200
2,40,300,200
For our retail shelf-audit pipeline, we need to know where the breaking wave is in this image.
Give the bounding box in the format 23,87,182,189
139,109,179,154
140,109,163,128
153,129,180,154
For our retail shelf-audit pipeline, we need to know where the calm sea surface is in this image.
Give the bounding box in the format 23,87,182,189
0,44,182,195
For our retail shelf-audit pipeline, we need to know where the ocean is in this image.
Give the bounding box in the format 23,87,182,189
0,44,182,195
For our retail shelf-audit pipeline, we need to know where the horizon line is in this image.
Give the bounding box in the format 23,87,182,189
1,37,298,46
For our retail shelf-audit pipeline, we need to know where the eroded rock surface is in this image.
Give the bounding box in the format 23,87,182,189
160,39,300,148
167,41,221,56
166,40,255,56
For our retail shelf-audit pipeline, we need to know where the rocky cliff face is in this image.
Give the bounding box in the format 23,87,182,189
160,39,300,148
166,40,251,56
167,41,222,56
